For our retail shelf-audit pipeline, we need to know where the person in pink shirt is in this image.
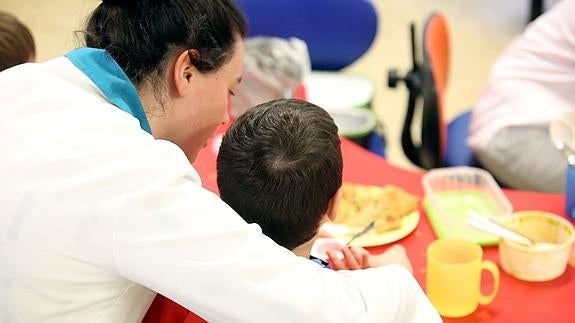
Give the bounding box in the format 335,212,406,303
469,0,575,192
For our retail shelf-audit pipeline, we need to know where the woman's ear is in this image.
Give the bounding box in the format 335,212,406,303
326,187,342,222
171,50,196,96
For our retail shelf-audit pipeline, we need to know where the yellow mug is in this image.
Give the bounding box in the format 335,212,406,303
426,238,499,317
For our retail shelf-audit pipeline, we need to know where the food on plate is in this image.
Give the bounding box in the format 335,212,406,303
334,183,419,232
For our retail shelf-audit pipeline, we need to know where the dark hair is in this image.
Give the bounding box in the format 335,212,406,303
84,0,246,85
0,11,35,71
217,99,343,250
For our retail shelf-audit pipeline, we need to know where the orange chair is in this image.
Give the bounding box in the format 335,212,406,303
388,12,477,169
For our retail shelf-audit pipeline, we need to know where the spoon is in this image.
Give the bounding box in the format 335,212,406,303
467,211,534,246
346,221,375,246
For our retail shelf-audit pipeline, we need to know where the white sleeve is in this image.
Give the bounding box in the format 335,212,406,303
112,178,440,323
469,0,575,150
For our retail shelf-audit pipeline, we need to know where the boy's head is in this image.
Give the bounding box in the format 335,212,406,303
217,99,343,250
0,11,35,71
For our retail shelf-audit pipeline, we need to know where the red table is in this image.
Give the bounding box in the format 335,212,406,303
333,139,575,323
146,135,575,323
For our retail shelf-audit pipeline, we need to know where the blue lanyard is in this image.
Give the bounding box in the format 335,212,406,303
65,48,151,134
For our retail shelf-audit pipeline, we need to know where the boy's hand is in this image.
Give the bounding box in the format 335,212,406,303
327,246,370,270
326,244,414,274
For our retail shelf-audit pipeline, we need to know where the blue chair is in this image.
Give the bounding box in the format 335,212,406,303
236,0,378,71
445,110,478,167
235,0,386,157
388,12,478,169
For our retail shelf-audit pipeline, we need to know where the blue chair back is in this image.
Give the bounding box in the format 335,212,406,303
236,0,378,70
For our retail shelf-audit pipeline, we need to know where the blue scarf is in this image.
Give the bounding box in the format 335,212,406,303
65,48,151,134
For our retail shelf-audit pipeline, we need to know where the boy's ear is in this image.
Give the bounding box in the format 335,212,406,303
326,187,342,222
171,50,196,96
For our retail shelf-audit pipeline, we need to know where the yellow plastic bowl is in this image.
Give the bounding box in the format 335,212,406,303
499,211,575,282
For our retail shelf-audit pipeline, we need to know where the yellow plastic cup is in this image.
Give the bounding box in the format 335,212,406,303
426,238,499,317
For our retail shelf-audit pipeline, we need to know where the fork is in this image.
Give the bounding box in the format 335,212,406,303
346,221,375,246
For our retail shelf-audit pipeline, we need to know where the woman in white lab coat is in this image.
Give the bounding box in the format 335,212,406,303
0,0,439,322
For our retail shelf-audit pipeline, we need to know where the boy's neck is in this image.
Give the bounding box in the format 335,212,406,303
291,237,316,258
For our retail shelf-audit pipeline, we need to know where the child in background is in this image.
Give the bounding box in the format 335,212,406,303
0,11,35,71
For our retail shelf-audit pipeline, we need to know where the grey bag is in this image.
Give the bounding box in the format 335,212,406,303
231,37,311,117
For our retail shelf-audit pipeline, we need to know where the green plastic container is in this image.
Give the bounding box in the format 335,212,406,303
422,167,513,246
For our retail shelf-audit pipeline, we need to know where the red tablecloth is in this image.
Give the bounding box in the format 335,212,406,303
144,136,575,323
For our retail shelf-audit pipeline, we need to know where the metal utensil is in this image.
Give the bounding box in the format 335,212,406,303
467,211,534,246
550,116,575,166
346,221,375,246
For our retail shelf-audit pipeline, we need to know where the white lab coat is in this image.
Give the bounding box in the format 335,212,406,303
0,55,440,323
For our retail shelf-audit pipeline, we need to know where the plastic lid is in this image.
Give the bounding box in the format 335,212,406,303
328,108,377,138
305,72,374,110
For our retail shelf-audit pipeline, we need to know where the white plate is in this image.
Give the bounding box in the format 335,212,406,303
320,210,420,247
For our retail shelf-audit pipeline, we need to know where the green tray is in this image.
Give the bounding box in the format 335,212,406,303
424,190,505,246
